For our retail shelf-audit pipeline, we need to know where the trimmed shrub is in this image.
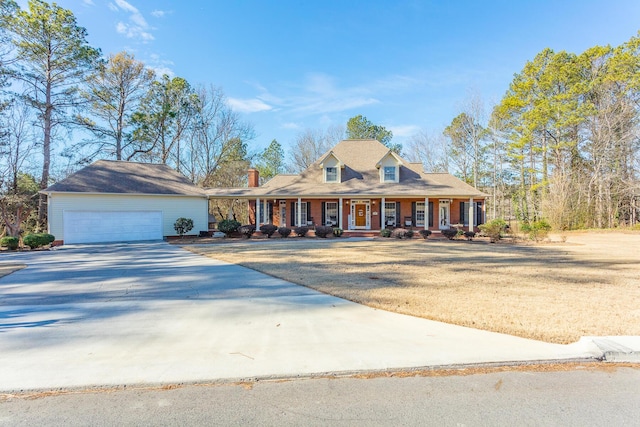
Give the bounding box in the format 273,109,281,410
174,217,194,237
314,225,333,238
521,219,552,242
392,228,412,239
380,228,392,238
23,233,55,249
333,227,343,237
238,224,256,238
418,229,432,239
294,226,309,237
479,218,507,243
463,231,476,241
218,219,241,235
277,227,292,238
0,236,19,250
259,224,278,238
442,229,458,240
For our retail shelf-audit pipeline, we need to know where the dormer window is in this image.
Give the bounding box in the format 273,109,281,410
377,151,403,183
319,151,343,183
383,166,396,182
325,167,338,182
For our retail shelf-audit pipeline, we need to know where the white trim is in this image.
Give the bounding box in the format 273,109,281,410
424,197,429,230
469,197,474,231
350,199,371,230
439,200,450,230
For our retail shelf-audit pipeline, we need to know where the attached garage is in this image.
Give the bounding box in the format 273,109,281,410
63,211,163,244
42,160,209,245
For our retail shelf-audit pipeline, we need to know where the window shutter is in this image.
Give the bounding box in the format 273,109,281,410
395,202,401,226
411,202,416,226
321,202,326,225
291,203,295,226
306,202,311,221
460,202,466,226
476,202,483,225
429,202,434,227
268,202,273,224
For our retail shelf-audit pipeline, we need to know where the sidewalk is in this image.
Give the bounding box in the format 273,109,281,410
0,243,636,392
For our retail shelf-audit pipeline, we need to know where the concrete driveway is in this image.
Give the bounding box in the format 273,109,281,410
0,242,603,392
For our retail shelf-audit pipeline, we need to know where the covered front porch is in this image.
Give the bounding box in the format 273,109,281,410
247,196,485,233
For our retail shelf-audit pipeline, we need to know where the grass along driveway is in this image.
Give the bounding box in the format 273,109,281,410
184,232,640,344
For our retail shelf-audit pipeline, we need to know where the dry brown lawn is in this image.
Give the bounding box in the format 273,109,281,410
183,232,640,344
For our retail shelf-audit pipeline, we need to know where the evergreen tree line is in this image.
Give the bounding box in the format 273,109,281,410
407,34,640,230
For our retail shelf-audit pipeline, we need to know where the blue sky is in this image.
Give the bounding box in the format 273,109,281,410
17,0,640,154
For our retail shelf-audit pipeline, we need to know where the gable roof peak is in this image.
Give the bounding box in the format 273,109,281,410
375,150,404,168
318,150,345,168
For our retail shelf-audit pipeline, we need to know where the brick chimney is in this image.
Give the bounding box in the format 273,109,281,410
248,168,260,187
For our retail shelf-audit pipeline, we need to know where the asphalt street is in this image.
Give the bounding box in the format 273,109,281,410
2,366,639,426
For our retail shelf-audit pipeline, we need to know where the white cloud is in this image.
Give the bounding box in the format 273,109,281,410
110,0,154,42
281,122,302,130
227,98,273,113
114,0,138,14
82,0,95,5
150,66,174,78
146,55,175,77
389,124,422,137
151,10,169,18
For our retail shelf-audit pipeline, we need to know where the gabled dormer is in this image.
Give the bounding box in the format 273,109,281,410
318,151,344,183
376,151,403,183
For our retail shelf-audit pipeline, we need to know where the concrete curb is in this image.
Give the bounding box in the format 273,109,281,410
590,337,640,362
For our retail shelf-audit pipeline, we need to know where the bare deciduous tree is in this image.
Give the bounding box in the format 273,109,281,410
290,125,344,172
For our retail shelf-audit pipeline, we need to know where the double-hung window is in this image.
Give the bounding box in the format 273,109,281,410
294,202,308,226
325,202,338,225
460,202,484,226
384,202,396,226
325,167,338,182
383,166,396,182
415,202,425,226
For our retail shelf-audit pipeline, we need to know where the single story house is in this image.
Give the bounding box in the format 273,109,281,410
42,139,486,244
207,139,487,233
42,160,209,245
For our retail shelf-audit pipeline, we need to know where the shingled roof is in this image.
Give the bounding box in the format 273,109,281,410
43,160,206,197
207,139,486,198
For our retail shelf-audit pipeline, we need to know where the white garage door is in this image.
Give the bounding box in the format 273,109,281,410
63,211,163,244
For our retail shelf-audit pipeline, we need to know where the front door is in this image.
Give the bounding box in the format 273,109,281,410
439,201,450,230
355,204,367,227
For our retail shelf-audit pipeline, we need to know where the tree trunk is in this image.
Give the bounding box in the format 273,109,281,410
38,79,53,227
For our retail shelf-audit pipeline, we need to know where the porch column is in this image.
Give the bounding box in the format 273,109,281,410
469,197,474,231
339,197,343,229
297,197,302,227
381,197,385,228
425,197,429,230
256,198,260,226
263,199,268,224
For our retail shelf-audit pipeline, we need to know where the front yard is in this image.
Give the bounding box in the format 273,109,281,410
184,232,640,344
